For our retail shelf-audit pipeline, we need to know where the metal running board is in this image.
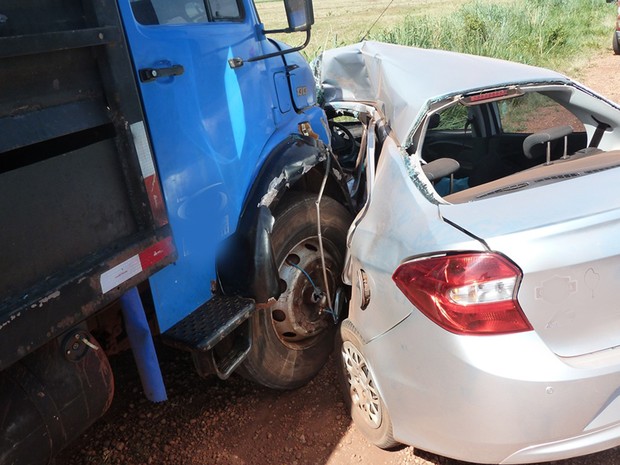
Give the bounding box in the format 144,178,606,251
192,320,252,380
161,295,255,353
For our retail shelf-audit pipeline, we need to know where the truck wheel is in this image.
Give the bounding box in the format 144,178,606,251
614,33,620,55
338,319,398,449
241,193,351,389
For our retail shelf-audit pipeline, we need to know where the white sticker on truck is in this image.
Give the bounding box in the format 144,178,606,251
100,255,142,294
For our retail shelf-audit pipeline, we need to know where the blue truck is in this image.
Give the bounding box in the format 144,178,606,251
0,1,352,463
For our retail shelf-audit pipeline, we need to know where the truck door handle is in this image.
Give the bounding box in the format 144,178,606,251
139,64,185,83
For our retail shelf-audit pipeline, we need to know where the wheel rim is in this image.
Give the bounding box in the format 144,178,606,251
341,340,382,429
270,236,340,350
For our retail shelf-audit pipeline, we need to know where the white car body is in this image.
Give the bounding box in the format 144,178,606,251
316,41,620,463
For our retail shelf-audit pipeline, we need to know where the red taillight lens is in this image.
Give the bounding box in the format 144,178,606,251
467,89,509,102
392,253,532,335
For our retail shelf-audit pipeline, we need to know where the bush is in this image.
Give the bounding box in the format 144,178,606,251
372,0,613,70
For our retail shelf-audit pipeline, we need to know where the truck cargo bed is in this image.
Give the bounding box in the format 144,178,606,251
0,0,175,370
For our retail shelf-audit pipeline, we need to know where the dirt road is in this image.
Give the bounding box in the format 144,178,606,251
58,51,620,465
577,50,620,104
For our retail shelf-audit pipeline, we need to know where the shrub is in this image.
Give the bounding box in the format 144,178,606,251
372,0,613,70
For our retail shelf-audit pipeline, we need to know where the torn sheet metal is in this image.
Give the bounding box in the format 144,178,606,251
258,158,318,207
315,41,568,146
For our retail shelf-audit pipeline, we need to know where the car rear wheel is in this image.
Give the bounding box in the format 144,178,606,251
339,319,398,449
240,193,351,390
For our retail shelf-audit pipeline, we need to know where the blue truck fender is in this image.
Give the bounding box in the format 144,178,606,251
216,133,352,303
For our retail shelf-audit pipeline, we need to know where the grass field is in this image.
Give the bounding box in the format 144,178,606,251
254,0,511,58
255,0,616,74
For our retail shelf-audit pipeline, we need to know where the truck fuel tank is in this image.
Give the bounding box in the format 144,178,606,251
0,330,113,465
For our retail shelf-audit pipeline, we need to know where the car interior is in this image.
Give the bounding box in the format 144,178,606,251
328,86,620,203
419,90,589,189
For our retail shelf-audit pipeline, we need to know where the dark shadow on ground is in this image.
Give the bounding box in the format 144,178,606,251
57,343,352,465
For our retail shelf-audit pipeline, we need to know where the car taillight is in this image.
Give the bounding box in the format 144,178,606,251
392,253,532,335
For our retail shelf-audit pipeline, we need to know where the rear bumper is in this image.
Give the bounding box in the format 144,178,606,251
502,422,620,464
366,313,620,464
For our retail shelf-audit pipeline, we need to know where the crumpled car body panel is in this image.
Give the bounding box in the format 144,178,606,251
316,41,569,146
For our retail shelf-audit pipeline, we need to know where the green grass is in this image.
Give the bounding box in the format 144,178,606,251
372,0,615,73
255,0,616,74
255,0,500,59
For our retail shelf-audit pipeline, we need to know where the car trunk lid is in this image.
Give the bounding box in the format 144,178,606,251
440,165,620,357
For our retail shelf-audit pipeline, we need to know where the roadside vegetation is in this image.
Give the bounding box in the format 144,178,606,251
255,0,501,59
256,0,616,74
373,0,614,72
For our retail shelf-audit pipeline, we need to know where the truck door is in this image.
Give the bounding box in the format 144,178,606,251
116,0,279,330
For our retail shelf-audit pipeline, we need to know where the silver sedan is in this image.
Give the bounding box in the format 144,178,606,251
315,41,620,464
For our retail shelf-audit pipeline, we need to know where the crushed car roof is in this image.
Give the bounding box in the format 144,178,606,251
315,41,570,146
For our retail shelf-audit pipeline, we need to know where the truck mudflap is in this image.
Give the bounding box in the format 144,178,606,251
216,133,352,303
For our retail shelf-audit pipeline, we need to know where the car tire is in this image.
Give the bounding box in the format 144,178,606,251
240,193,351,390
338,319,399,449
613,33,620,55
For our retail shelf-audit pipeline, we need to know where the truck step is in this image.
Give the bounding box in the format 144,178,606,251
191,322,252,380
161,295,255,353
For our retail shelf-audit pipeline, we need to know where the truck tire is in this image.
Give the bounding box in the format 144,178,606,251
338,319,398,449
241,193,351,389
614,33,620,55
